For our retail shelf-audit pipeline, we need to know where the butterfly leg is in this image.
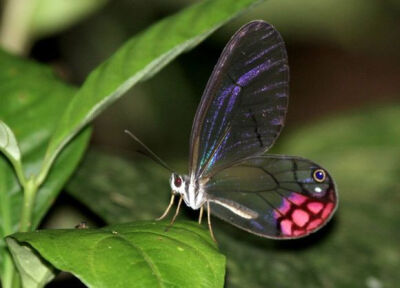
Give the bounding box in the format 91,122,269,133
156,193,175,221
207,201,217,242
170,195,183,225
165,195,183,232
198,205,204,224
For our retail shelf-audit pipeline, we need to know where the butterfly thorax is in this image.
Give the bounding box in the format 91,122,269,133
170,173,206,210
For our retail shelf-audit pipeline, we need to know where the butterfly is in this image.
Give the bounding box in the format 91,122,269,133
153,20,338,241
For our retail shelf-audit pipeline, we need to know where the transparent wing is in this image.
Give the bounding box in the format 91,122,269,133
205,155,338,239
189,21,289,179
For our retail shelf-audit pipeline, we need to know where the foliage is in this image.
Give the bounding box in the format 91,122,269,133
7,221,225,288
67,105,400,287
0,50,91,288
0,0,263,287
1,0,398,287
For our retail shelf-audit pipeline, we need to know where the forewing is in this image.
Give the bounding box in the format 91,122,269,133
205,156,338,239
189,21,289,178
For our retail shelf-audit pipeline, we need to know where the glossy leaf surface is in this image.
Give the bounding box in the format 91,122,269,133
42,0,265,182
0,51,91,280
7,221,225,288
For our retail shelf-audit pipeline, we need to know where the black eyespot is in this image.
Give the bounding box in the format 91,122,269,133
313,169,326,183
174,176,182,187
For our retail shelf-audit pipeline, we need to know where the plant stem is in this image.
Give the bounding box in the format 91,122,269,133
2,166,37,288
19,178,38,232
1,251,20,288
2,252,14,288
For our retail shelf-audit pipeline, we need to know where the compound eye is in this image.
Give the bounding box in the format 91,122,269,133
313,169,326,183
174,176,182,187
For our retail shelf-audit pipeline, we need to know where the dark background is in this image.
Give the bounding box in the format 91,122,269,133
12,0,399,287
30,0,400,162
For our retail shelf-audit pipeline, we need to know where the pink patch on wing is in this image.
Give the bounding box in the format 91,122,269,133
307,219,323,231
321,203,334,219
293,229,304,237
307,202,324,214
289,194,308,205
292,209,309,227
274,198,291,218
280,220,293,236
274,188,337,238
280,198,291,214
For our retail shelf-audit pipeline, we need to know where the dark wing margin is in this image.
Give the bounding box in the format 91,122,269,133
189,21,289,179
205,155,338,239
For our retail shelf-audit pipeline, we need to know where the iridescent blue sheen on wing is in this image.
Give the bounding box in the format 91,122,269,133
189,21,289,178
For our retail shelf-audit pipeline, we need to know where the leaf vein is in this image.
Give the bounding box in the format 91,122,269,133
124,230,219,286
108,233,165,288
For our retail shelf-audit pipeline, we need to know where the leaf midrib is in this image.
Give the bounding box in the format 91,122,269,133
125,230,218,287
92,233,165,288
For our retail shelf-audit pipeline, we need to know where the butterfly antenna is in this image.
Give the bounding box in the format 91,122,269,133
124,130,174,173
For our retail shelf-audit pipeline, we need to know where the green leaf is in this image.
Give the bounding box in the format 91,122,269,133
0,50,90,280
31,0,108,38
6,237,55,288
0,120,25,185
0,121,21,165
31,129,91,229
67,150,171,223
40,0,264,184
67,105,400,287
7,221,226,288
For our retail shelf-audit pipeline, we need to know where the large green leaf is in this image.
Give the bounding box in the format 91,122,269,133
7,221,225,288
2,0,261,284
67,105,400,287
40,0,264,184
0,50,91,282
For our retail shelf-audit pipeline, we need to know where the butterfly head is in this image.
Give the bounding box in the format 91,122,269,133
169,173,206,210
170,173,187,196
